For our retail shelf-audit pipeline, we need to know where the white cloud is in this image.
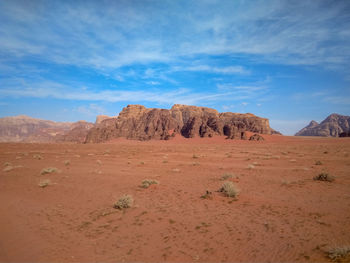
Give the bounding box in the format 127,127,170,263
0,0,349,71
75,104,106,117
179,65,249,75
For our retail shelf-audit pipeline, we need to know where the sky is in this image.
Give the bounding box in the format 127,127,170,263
0,0,350,135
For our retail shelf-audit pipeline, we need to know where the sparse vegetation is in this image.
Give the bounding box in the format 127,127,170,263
33,154,43,160
3,165,13,172
38,179,51,188
200,190,212,199
40,167,58,175
221,173,235,180
313,172,335,182
315,160,322,165
64,160,70,166
326,246,350,261
192,154,199,159
141,179,159,188
219,181,239,198
114,195,133,209
247,164,255,169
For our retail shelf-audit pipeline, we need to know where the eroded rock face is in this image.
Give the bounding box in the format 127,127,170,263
295,114,350,137
85,104,275,142
58,121,94,143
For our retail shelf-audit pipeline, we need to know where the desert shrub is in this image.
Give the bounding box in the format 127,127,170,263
192,154,199,159
3,165,13,172
114,195,133,209
33,154,43,160
315,160,322,165
38,179,51,188
247,164,255,169
221,173,235,180
326,246,350,261
220,181,239,197
313,172,335,182
64,160,70,166
40,167,58,175
141,179,159,188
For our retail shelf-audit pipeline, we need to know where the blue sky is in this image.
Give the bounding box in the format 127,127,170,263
0,0,350,135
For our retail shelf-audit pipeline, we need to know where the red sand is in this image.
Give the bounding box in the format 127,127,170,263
1,135,350,262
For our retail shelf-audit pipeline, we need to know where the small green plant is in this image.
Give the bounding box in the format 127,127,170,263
315,160,322,165
38,179,51,188
114,195,133,209
219,181,239,198
40,167,58,175
141,179,159,188
221,173,235,180
313,172,335,182
326,246,350,261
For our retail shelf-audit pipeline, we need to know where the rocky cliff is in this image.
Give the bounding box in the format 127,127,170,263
85,104,276,142
295,114,350,137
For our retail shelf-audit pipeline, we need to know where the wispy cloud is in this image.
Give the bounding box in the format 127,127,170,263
0,79,254,106
0,0,349,70
175,65,249,75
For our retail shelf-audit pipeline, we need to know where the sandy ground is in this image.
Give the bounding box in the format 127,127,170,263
0,135,350,262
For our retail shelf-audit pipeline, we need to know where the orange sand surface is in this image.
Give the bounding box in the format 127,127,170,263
1,135,350,262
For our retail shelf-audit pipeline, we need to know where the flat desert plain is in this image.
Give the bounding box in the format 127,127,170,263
1,135,350,262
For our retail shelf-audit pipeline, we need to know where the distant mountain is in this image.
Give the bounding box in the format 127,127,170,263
295,114,350,137
0,115,93,142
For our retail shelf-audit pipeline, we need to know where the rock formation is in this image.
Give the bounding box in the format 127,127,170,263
85,104,276,143
295,114,350,137
249,134,265,141
58,121,94,143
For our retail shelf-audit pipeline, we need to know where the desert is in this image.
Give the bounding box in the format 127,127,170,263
1,134,350,262
1,1,350,262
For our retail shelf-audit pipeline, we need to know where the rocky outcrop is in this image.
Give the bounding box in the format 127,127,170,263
95,115,113,124
295,114,350,137
58,121,94,143
249,134,265,141
85,104,276,143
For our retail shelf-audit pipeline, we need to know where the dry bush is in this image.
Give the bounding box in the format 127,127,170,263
315,160,323,165
326,246,350,261
247,164,255,169
38,179,51,188
33,154,43,160
313,172,335,182
40,167,58,175
219,181,239,197
114,195,133,209
64,160,70,166
221,173,235,180
141,179,159,188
